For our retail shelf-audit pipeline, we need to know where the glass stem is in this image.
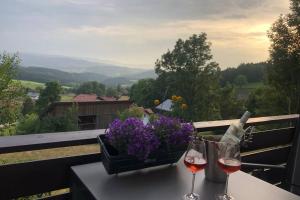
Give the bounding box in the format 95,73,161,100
191,173,196,194
225,173,229,195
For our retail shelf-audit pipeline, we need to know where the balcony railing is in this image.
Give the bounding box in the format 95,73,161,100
0,114,299,199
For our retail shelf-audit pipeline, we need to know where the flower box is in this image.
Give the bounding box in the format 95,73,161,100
98,134,185,174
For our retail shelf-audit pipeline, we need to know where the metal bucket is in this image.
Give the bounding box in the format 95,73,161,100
204,137,227,183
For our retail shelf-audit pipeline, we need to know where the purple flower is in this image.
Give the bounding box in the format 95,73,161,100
151,116,193,149
105,119,127,152
168,123,194,147
106,117,160,160
127,124,160,160
105,116,193,160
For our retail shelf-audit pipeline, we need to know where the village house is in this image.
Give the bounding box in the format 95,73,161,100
46,94,132,130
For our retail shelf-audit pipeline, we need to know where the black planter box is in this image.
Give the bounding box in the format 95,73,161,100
98,134,186,174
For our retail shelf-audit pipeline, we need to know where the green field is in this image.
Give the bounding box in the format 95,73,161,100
15,80,72,90
14,80,45,90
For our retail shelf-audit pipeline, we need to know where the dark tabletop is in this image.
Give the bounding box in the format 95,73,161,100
71,159,300,200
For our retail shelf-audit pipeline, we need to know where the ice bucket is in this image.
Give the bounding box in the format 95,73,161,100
204,136,227,183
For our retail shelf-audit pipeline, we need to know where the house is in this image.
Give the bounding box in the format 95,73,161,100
99,96,117,101
46,99,132,130
73,94,99,102
27,92,39,101
142,108,154,124
155,99,173,112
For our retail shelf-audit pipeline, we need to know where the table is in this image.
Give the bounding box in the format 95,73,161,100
71,160,300,200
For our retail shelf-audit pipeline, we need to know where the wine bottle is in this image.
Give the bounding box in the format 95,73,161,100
220,111,251,144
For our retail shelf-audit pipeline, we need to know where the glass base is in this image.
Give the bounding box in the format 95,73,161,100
216,194,234,200
183,193,200,200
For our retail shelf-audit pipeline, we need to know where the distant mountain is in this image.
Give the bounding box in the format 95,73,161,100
16,66,156,87
102,70,157,86
19,53,147,77
126,70,157,80
17,66,108,85
102,77,133,86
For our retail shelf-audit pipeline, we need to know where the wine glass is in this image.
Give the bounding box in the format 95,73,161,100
216,142,241,200
183,138,207,200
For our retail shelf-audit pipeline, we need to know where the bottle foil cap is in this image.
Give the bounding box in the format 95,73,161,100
240,111,251,125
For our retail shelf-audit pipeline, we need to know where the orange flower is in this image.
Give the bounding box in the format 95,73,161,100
181,103,188,110
171,95,177,102
176,96,183,102
154,99,160,105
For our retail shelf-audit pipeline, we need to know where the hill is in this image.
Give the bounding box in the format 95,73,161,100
17,66,108,85
19,53,146,77
126,70,157,80
102,77,133,86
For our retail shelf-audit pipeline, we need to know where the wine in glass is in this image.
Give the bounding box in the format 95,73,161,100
183,139,207,200
216,142,241,200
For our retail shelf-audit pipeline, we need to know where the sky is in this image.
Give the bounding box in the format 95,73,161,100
0,0,290,69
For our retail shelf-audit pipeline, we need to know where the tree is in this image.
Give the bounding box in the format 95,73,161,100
219,84,245,119
37,106,78,133
130,79,156,108
246,86,288,116
267,0,300,114
22,96,35,115
17,106,79,134
0,53,24,125
36,81,62,114
16,113,39,134
106,87,118,97
155,33,221,121
220,62,267,86
75,81,105,96
234,75,248,88
118,105,144,121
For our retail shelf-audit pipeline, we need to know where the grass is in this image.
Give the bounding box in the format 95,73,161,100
0,144,100,165
61,93,75,101
14,79,75,101
14,79,72,91
15,80,45,90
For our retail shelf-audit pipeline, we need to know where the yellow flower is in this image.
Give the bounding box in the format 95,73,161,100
181,103,188,110
171,95,177,102
154,99,160,105
176,96,183,102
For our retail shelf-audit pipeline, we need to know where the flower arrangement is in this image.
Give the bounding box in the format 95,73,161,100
105,115,194,160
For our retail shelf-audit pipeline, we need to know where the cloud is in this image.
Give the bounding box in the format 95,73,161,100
0,0,290,68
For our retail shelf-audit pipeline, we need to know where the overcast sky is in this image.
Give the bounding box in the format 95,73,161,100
0,0,290,69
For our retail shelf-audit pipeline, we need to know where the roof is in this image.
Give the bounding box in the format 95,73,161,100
155,99,173,112
118,96,130,101
73,94,99,102
27,92,39,96
99,96,116,101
